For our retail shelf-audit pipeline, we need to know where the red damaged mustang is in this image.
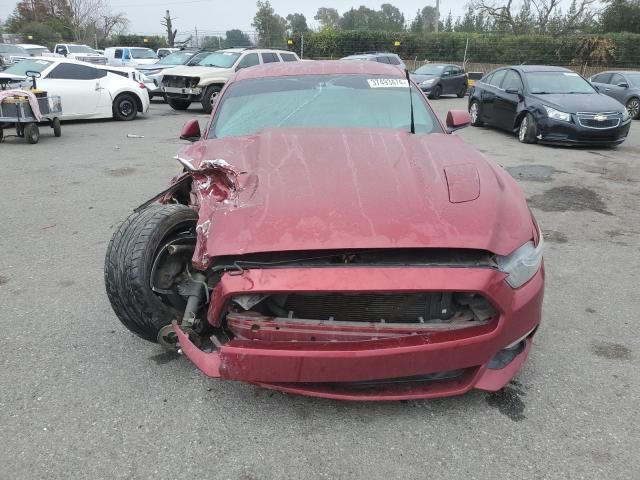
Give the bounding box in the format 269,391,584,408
105,61,544,401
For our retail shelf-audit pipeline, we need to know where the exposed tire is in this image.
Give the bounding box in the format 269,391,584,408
24,123,39,144
113,93,138,121
104,204,199,343
626,97,640,119
52,117,61,137
167,98,191,110
429,84,442,100
201,85,221,114
469,100,483,127
518,113,537,144
457,85,467,98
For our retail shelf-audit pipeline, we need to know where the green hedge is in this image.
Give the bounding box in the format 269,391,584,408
289,31,640,67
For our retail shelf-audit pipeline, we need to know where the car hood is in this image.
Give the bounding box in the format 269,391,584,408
163,65,229,77
137,63,176,71
180,128,534,259
132,59,158,65
529,92,625,113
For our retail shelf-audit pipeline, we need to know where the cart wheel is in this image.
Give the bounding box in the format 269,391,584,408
16,124,24,137
52,118,61,137
24,123,39,144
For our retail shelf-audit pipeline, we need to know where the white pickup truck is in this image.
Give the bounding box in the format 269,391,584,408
53,44,107,64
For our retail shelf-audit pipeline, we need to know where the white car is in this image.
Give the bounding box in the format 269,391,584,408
16,44,57,58
98,65,157,95
0,57,150,121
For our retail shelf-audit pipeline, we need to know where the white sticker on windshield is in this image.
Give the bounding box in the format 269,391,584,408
367,78,408,88
563,72,579,76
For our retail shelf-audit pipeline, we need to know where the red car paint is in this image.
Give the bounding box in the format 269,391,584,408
169,61,544,400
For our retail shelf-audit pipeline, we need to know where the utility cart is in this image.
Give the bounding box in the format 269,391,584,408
0,71,63,144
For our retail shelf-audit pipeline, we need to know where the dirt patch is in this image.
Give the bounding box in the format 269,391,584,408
486,383,526,422
544,230,568,243
58,280,75,288
0,275,8,285
528,186,612,215
591,341,632,360
104,167,137,177
505,165,557,182
585,307,596,314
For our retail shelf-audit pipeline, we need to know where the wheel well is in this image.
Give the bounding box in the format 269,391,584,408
514,110,529,131
115,91,143,112
204,83,224,93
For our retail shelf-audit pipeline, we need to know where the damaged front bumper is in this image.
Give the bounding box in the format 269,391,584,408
174,266,544,401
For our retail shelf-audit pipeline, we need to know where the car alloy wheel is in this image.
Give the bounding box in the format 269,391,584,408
626,98,639,119
119,99,134,117
519,117,528,142
470,103,479,123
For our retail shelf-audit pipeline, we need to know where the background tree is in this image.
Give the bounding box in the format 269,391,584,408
252,0,286,47
314,7,340,30
286,13,309,34
225,29,252,47
600,0,640,33
378,4,405,31
161,10,177,47
410,6,439,33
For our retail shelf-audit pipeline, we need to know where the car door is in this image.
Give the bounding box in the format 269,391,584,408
41,63,112,118
602,73,629,105
451,66,466,94
440,66,455,94
493,69,524,130
479,69,507,125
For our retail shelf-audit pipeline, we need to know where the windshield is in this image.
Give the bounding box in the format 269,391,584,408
1,59,52,76
210,74,441,139
0,44,27,55
158,51,194,65
624,73,640,87
526,71,595,94
130,48,157,59
415,65,445,75
68,45,96,54
193,52,240,68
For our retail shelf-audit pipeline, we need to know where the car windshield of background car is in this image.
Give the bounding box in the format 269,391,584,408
623,72,640,87
194,52,241,68
67,45,96,54
415,65,445,75
1,59,52,75
130,48,157,59
526,71,595,94
158,51,194,65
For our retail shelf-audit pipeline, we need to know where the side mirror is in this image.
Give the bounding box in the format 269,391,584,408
618,82,629,88
180,119,201,141
446,110,471,133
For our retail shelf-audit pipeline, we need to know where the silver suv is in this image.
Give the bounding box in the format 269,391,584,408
161,47,300,113
341,52,406,71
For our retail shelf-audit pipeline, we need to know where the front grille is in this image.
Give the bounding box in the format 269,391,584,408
577,112,621,129
163,75,200,88
80,56,107,64
273,292,471,323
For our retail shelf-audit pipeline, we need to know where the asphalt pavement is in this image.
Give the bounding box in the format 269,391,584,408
0,97,638,479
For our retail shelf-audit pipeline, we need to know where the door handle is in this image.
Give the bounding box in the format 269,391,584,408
95,82,102,91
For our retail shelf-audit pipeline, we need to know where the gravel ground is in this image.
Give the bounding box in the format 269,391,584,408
0,97,638,479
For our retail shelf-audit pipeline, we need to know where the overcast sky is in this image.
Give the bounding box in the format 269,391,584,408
1,1,471,36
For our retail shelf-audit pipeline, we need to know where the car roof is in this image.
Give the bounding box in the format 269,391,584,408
218,47,294,54
234,60,405,82
25,56,100,66
510,65,572,73
417,63,459,68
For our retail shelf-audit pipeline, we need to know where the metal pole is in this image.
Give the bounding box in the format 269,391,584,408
301,33,304,59
95,33,98,49
435,0,440,33
195,27,198,48
463,37,469,67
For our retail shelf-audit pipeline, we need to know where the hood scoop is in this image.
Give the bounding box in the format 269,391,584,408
444,164,480,203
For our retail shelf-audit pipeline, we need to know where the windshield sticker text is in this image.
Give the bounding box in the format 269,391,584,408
367,78,409,88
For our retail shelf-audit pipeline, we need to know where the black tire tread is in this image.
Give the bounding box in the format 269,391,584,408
104,204,198,342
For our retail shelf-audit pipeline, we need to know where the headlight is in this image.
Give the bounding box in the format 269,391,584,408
622,109,630,121
543,105,571,122
496,235,544,288
421,79,435,85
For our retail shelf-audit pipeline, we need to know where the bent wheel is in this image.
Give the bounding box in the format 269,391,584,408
469,101,483,127
104,204,199,342
201,85,221,114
